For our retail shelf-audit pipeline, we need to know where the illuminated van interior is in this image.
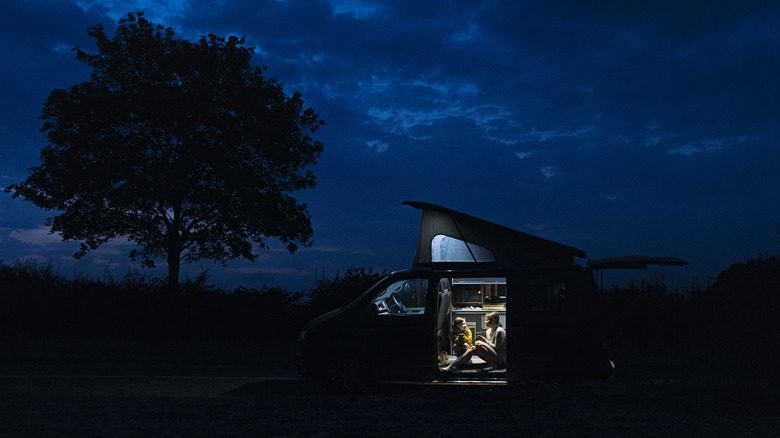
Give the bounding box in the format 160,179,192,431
436,276,507,373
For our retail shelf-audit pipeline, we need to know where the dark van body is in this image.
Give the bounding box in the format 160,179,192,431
297,266,613,385
296,201,685,385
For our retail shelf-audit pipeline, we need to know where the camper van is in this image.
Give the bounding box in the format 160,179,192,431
297,201,685,385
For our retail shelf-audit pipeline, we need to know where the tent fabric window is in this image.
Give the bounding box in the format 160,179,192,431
432,234,495,263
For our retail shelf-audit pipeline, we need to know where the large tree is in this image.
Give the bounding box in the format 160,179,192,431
6,12,324,291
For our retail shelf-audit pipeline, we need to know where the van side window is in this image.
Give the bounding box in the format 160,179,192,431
372,279,428,316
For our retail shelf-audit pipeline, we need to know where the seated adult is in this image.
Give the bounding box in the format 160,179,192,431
441,311,506,372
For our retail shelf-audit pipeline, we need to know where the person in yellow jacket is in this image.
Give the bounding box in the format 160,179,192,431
449,317,473,359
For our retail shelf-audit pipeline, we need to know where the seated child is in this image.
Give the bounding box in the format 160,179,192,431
449,317,473,359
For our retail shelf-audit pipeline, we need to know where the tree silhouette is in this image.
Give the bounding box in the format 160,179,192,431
6,12,324,291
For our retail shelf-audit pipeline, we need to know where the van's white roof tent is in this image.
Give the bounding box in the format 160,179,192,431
404,201,587,270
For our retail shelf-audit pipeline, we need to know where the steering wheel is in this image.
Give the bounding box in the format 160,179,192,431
390,292,407,313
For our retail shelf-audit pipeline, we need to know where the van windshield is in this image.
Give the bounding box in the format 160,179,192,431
371,278,428,315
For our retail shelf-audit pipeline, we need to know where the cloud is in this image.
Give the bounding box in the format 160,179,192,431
328,0,384,19
75,0,191,24
9,227,61,246
540,166,558,179
515,151,535,160
600,194,625,202
366,140,389,153
91,238,138,255
52,44,72,55
450,23,480,42
524,224,546,232
14,254,50,265
366,102,509,138
8,227,137,258
305,245,342,253
667,144,720,156
643,135,662,147
667,136,751,155
512,126,595,144
228,266,298,275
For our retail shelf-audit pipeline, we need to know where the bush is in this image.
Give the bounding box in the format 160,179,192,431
602,254,780,386
0,261,308,344
305,266,387,316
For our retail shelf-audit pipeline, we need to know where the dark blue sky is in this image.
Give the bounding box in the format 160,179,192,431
1,0,779,291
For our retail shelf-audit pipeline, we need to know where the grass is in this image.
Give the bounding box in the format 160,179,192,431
1,374,778,437
0,338,298,368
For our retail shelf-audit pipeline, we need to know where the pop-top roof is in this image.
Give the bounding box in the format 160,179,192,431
403,201,586,270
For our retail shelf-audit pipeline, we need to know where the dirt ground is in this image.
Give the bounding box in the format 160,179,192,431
1,371,778,437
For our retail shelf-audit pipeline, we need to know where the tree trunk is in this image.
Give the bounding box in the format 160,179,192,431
167,249,181,294
167,206,183,294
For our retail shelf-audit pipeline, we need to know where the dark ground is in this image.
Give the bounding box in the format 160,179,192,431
1,365,778,437
1,335,778,437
